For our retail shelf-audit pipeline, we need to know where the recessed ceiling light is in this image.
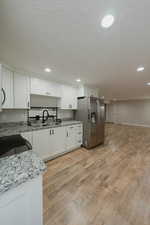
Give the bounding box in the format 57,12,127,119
137,66,144,72
76,78,81,82
44,68,51,73
147,82,150,86
101,14,114,28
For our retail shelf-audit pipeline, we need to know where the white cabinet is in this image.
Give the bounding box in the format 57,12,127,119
66,124,83,151
66,125,76,151
32,127,66,160
13,73,30,109
32,124,82,160
77,85,99,98
31,77,61,98
0,65,30,110
0,64,2,111
75,124,83,147
1,66,13,109
48,127,66,156
21,132,33,145
0,175,43,225
32,129,51,160
60,85,77,110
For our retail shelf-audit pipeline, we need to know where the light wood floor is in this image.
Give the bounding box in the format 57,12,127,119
43,123,150,225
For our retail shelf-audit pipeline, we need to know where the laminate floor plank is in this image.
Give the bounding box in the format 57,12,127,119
43,124,150,225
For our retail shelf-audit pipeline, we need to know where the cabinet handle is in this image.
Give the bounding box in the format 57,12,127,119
52,129,54,135
67,131,69,137
50,130,51,135
1,88,6,105
27,101,30,108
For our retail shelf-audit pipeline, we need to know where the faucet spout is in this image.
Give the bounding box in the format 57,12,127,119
42,110,49,123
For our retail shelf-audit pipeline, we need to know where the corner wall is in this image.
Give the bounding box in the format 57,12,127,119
106,99,150,127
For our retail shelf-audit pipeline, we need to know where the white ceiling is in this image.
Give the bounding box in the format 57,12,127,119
0,0,150,100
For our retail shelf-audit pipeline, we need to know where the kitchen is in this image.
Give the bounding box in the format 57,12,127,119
1,1,150,225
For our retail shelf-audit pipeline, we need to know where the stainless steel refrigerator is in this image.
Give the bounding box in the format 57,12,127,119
75,97,105,149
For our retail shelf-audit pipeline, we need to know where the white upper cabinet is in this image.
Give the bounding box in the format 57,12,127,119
2,66,14,109
13,72,30,109
31,77,61,98
60,85,77,110
77,85,99,98
0,64,2,111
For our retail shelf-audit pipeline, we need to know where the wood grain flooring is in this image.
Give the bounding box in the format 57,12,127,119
43,123,150,225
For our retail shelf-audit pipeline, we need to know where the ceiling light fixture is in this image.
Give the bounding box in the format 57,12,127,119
137,66,144,72
76,78,81,82
101,14,114,28
147,82,150,86
44,68,52,73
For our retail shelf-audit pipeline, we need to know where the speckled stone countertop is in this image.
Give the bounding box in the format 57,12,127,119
0,150,46,195
0,120,82,137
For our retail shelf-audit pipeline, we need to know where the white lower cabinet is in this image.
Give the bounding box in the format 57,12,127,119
66,124,83,151
0,64,2,111
32,123,83,161
0,175,43,225
75,124,83,147
66,126,77,151
21,132,33,145
32,127,66,160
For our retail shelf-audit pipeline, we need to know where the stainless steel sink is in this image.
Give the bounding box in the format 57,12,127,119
29,121,61,128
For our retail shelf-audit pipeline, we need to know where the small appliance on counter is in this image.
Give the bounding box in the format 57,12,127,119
0,135,32,158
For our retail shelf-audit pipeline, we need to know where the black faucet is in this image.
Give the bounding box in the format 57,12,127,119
42,110,49,123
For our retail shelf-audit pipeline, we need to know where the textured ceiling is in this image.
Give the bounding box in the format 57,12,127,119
0,0,150,99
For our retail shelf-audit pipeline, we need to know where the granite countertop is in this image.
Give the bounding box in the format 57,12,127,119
0,120,82,137
0,150,46,195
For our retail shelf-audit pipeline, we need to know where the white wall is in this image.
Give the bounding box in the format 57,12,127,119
106,99,150,127
0,109,27,123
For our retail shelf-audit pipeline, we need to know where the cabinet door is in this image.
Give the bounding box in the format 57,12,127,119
49,127,66,155
66,126,76,150
33,127,66,160
77,86,99,98
88,88,99,98
31,78,48,96
61,85,77,110
21,132,33,145
2,66,14,109
31,77,61,97
0,176,42,225
32,129,50,160
13,73,30,109
75,124,83,147
0,64,2,111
